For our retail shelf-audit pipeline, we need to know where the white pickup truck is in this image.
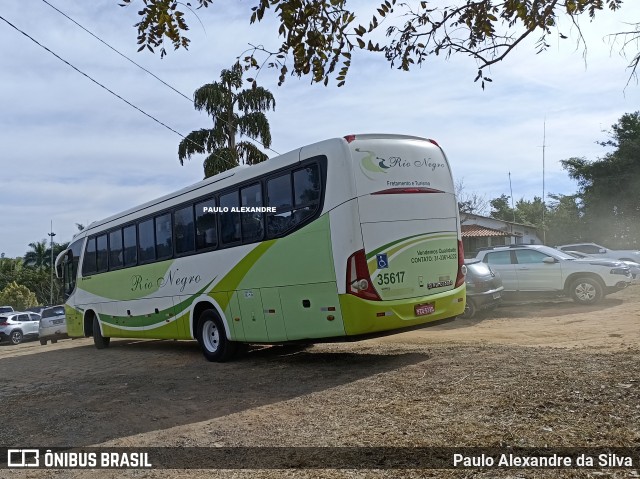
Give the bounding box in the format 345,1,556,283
475,245,631,304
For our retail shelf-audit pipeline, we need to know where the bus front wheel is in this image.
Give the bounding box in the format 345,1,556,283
93,316,111,349
197,310,236,362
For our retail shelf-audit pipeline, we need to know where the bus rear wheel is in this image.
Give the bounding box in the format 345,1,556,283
93,316,111,349
197,310,236,362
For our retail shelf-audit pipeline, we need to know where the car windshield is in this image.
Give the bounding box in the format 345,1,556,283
0,316,9,321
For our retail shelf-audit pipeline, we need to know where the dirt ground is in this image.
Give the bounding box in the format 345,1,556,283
2,287,639,478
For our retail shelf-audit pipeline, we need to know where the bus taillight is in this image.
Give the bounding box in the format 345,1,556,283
346,249,381,301
455,240,466,288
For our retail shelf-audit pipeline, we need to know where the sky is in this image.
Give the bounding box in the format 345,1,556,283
1,0,639,258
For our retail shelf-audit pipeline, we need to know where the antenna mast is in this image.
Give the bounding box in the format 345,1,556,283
542,119,546,245
508,172,516,223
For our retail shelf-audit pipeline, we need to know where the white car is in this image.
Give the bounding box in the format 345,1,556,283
0,311,42,344
38,305,68,345
564,251,640,285
557,243,640,262
475,245,631,304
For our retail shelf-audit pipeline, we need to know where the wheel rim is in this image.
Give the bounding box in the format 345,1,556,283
11,331,22,344
202,320,220,353
575,282,596,301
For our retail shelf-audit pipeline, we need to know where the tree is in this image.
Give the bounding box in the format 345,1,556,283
489,194,546,230
23,240,50,269
119,0,631,87
561,111,640,247
455,178,488,221
545,193,585,246
0,281,38,311
489,194,517,223
178,62,276,177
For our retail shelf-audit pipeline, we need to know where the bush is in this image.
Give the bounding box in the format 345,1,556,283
0,281,38,310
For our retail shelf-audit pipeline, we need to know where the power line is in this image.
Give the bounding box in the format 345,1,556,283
0,13,237,171
41,0,192,103
40,0,280,156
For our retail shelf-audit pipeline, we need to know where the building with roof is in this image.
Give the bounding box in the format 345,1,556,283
461,213,542,257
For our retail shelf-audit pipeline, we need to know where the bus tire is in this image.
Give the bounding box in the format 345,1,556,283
40,339,47,346
197,310,236,362
93,316,111,349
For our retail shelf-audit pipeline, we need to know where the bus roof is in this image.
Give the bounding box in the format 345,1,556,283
77,134,439,238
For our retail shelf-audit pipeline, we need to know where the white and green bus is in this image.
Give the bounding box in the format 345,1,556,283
56,134,466,361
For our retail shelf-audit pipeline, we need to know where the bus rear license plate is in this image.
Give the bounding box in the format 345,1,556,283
415,303,435,316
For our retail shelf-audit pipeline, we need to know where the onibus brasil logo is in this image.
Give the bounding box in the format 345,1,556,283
355,148,445,180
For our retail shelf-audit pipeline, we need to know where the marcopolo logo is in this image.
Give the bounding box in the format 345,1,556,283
355,148,447,180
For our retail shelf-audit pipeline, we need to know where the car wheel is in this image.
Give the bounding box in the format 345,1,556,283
570,277,603,304
40,339,47,346
93,316,111,349
461,299,477,319
10,330,23,345
197,310,236,362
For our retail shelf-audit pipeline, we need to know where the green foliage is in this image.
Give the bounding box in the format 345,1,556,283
544,194,584,246
23,239,50,269
119,0,629,87
178,62,275,177
3,240,67,305
561,112,640,248
489,194,518,222
0,281,38,311
490,194,546,230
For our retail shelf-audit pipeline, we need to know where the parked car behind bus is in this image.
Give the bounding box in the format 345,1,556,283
39,305,68,345
462,260,503,318
564,250,640,285
0,312,41,345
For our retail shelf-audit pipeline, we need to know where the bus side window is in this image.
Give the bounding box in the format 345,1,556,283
241,183,264,243
96,235,109,273
292,164,320,224
195,198,218,250
123,225,137,266
155,213,173,260
174,205,196,254
109,229,124,269
138,219,156,263
82,237,97,275
266,173,293,238
220,190,241,245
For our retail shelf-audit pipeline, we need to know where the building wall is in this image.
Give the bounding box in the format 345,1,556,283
461,214,542,257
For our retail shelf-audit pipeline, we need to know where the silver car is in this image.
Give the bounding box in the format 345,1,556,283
0,312,42,345
38,305,68,345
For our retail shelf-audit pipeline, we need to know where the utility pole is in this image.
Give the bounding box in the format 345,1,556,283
508,172,516,223
541,119,547,245
48,221,56,305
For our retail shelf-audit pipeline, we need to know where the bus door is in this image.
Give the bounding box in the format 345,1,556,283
229,289,268,342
